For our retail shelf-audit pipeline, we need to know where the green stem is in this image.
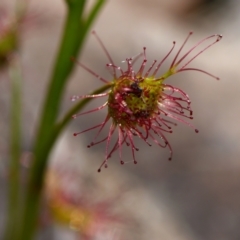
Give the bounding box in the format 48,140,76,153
35,4,86,142
18,85,110,240
85,0,106,31
4,60,22,240
57,84,111,133
19,7,84,239
35,85,111,173
17,1,106,239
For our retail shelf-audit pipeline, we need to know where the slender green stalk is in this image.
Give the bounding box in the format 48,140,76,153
17,1,106,239
17,85,110,240
56,84,111,133
34,5,86,144
38,85,111,166
5,60,22,240
85,0,106,31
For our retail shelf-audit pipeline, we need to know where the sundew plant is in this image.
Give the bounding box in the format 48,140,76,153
72,31,222,172
2,0,222,240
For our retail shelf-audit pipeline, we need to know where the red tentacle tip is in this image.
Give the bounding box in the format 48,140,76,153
195,129,199,133
217,34,223,41
120,161,124,165
134,161,137,164
73,133,77,136
168,157,172,161
98,168,101,173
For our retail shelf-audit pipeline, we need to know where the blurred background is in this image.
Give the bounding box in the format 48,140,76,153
0,0,240,239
